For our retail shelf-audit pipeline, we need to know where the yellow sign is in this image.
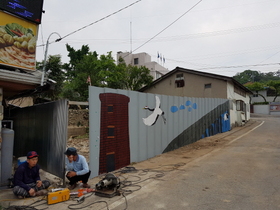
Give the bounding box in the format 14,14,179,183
0,11,38,71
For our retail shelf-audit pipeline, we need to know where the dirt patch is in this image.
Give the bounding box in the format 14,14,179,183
68,109,89,127
67,109,90,160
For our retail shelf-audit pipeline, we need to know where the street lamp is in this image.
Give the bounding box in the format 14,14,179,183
40,32,62,86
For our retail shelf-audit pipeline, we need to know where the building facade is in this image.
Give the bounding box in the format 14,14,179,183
117,52,169,80
139,67,253,128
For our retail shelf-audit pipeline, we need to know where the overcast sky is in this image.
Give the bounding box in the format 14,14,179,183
35,0,280,77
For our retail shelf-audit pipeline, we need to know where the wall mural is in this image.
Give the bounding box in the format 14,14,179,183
143,95,166,126
88,86,230,178
170,100,198,113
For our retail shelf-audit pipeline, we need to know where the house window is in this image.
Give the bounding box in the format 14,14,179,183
156,72,163,79
205,83,211,89
176,73,183,80
236,100,245,112
134,58,139,65
175,73,184,88
107,126,115,138
252,94,258,97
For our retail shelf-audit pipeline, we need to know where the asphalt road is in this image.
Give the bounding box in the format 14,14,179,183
111,115,280,210
1,115,280,210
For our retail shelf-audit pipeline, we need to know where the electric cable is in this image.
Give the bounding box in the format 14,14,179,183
197,62,280,70
131,0,203,54
49,21,280,45
37,0,142,47
121,192,128,210
4,198,48,210
65,163,189,210
68,200,109,210
258,51,280,64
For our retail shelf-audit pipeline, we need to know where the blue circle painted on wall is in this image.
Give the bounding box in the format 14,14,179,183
179,105,185,110
186,100,192,106
188,107,192,112
170,106,179,113
192,103,197,109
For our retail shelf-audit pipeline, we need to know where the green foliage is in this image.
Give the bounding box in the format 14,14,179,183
253,102,269,105
37,54,65,100
60,45,153,100
245,82,267,102
234,70,280,103
266,80,280,102
233,70,261,84
234,69,280,84
124,65,153,90
63,44,90,80
37,44,154,101
244,82,266,92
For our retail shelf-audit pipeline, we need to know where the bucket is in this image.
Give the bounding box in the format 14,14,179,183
17,156,27,166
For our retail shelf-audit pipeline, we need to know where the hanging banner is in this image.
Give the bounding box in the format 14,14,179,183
0,11,38,71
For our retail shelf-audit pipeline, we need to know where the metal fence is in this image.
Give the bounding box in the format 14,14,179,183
5,99,68,179
89,86,230,177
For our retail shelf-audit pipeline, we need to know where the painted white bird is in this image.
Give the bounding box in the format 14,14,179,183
142,96,166,126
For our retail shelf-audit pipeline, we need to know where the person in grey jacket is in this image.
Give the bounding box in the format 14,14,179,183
65,147,91,190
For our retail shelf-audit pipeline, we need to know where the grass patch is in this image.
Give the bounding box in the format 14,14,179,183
76,133,89,139
253,102,269,105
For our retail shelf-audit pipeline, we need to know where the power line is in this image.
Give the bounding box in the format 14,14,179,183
131,0,203,53
38,0,142,47
258,51,280,64
61,0,142,40
197,62,280,70
37,21,280,46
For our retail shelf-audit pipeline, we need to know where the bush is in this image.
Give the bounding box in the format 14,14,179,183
253,102,269,105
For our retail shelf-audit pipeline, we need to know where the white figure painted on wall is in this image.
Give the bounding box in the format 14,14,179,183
142,95,166,126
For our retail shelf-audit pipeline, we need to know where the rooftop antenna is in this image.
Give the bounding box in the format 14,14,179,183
130,21,132,53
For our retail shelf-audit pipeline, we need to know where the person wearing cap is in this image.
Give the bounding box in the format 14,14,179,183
13,151,50,199
65,147,91,190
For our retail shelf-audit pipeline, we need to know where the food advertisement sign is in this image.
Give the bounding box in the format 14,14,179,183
0,11,37,71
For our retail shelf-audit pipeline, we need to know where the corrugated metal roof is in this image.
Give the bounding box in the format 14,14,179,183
0,68,50,100
0,68,43,85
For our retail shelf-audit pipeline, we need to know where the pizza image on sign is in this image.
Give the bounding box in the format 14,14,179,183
0,22,36,70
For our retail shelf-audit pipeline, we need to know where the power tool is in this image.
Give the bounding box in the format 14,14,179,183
48,188,70,204
95,173,120,198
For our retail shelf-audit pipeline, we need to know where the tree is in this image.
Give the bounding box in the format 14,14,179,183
61,45,154,100
123,65,153,90
233,70,261,84
267,80,280,102
244,82,267,103
63,44,90,81
234,70,280,84
36,55,65,100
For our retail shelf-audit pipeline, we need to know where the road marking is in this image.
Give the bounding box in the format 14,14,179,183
106,121,265,209
225,121,264,145
188,121,265,165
